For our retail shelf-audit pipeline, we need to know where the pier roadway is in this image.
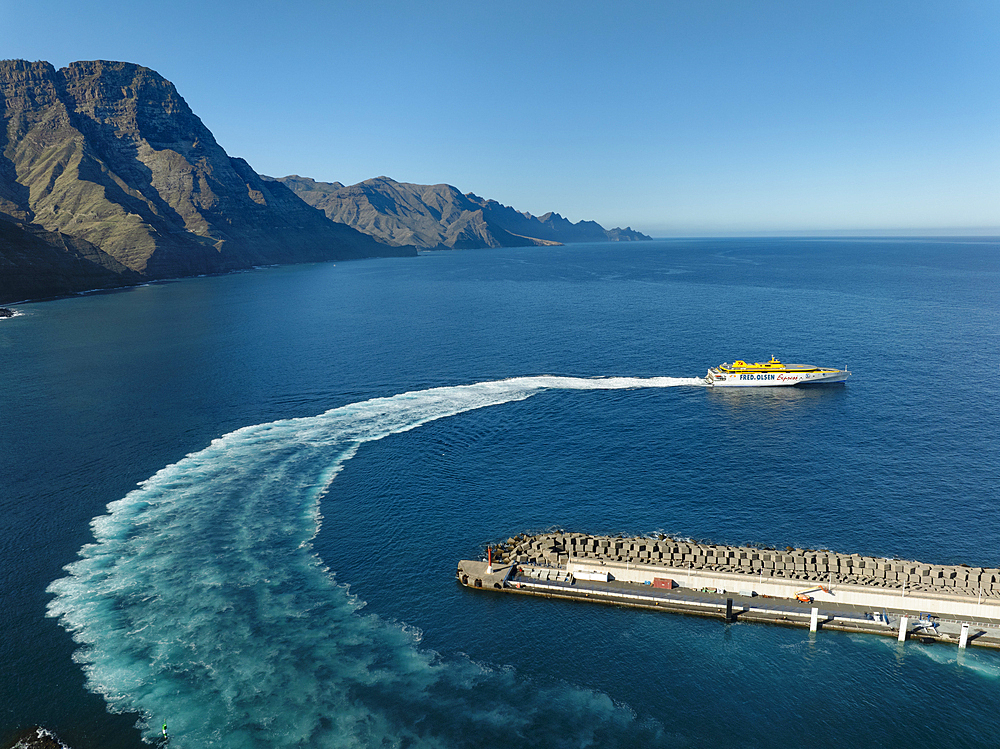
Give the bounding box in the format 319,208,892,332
569,558,1000,625
456,554,1000,649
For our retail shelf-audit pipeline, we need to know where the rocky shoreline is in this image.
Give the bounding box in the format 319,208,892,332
2,727,70,749
489,531,1000,598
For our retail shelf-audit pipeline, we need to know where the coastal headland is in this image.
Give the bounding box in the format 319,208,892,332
458,532,1000,648
0,59,650,305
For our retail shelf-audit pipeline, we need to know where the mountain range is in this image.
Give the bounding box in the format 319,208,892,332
273,175,651,250
1,60,650,304
0,59,412,303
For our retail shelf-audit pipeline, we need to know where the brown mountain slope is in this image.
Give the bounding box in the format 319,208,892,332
275,175,651,249
0,59,411,301
0,216,139,302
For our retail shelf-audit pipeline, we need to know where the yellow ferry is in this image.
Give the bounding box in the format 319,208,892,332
705,356,850,387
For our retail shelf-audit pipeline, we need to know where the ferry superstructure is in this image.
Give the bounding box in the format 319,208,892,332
705,357,850,387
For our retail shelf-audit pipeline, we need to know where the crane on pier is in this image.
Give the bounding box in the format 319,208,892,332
794,585,831,603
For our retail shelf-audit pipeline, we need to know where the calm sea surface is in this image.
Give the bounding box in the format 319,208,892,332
2,238,999,748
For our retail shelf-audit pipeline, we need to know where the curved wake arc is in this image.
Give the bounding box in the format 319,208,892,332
47,376,700,747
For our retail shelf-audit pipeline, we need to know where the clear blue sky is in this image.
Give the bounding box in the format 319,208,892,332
4,0,998,235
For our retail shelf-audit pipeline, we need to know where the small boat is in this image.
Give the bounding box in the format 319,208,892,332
705,356,850,387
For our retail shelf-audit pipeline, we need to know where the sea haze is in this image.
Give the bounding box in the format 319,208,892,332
2,238,999,748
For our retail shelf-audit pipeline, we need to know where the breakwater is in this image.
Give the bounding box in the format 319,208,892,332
458,532,1000,648
499,532,1000,596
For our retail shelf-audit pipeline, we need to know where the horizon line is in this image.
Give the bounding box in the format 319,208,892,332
643,228,1000,239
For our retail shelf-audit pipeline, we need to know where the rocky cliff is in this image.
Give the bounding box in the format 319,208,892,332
0,215,139,301
0,60,411,303
275,175,652,249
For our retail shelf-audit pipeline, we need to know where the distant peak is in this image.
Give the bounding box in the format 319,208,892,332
0,59,56,75
63,59,162,80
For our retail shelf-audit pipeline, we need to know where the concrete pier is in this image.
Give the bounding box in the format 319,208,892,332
457,532,1000,650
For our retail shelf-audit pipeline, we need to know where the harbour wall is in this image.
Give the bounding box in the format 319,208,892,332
499,531,1000,600
473,532,1000,635
571,560,1000,621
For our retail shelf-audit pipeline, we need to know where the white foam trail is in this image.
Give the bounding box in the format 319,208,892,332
48,376,695,747
912,641,1000,679
853,632,1000,680
10,728,72,749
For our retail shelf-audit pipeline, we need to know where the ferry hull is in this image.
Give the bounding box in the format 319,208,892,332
706,367,850,387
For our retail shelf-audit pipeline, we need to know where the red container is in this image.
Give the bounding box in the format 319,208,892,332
653,578,674,589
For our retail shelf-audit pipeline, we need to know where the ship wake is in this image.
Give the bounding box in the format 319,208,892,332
47,376,698,748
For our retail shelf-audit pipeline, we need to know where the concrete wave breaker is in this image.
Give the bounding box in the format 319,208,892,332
457,532,1000,649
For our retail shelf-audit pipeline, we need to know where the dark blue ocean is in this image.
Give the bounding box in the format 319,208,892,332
2,238,999,748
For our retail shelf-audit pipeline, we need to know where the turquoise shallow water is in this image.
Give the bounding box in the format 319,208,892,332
2,238,999,747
